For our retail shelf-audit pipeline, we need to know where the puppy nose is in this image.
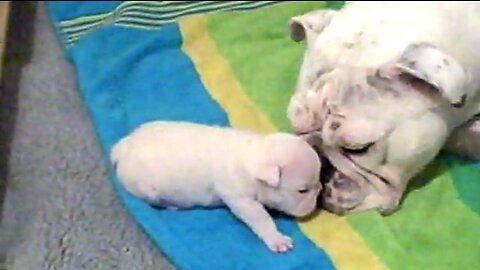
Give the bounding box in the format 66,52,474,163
316,184,332,208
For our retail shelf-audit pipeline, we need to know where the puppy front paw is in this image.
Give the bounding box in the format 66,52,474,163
264,232,294,253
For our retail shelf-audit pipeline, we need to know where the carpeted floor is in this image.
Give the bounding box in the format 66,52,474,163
0,2,176,269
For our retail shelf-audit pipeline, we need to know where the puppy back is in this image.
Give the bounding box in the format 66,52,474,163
110,135,131,166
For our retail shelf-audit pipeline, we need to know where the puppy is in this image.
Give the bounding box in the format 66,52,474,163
110,121,322,253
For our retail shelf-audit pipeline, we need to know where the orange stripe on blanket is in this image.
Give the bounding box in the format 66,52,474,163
179,14,388,270
179,15,276,134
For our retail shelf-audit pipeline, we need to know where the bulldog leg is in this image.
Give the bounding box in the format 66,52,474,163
444,116,480,160
381,111,450,210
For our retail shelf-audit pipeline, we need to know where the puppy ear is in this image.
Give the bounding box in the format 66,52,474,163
255,162,282,188
289,9,336,45
386,42,469,108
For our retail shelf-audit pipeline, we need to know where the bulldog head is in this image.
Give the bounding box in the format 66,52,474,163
286,9,471,215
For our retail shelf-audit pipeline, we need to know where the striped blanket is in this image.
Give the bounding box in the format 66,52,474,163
46,1,480,270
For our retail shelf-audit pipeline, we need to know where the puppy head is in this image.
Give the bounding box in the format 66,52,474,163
254,133,322,217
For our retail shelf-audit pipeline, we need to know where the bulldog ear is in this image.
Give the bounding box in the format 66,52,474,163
289,9,336,45
392,42,469,108
255,162,282,188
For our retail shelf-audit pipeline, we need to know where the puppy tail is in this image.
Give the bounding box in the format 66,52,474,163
110,136,131,166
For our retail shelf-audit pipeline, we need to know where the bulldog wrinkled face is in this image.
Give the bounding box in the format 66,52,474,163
288,66,451,215
286,7,471,215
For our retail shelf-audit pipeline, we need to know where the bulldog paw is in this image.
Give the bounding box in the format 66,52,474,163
376,191,402,216
264,232,294,253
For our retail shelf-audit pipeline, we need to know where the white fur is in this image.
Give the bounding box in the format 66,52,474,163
287,2,480,215
291,1,480,119
110,121,321,252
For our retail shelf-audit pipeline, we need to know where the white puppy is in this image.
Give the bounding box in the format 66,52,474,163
110,121,322,253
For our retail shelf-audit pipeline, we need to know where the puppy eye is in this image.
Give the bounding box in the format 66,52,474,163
298,188,309,194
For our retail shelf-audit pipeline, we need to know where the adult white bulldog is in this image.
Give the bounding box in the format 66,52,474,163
286,1,480,215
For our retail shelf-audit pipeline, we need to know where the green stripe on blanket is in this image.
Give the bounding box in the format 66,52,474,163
208,1,324,131
348,158,480,270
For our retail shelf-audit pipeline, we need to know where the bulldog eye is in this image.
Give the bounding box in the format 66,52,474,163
298,188,309,194
342,142,375,155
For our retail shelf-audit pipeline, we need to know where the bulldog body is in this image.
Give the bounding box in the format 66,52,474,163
110,121,321,252
287,2,480,214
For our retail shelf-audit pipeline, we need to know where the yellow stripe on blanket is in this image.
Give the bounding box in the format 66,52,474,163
179,15,276,134
179,14,388,270
299,213,388,270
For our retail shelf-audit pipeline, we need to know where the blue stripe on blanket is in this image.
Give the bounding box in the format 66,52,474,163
46,2,336,270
